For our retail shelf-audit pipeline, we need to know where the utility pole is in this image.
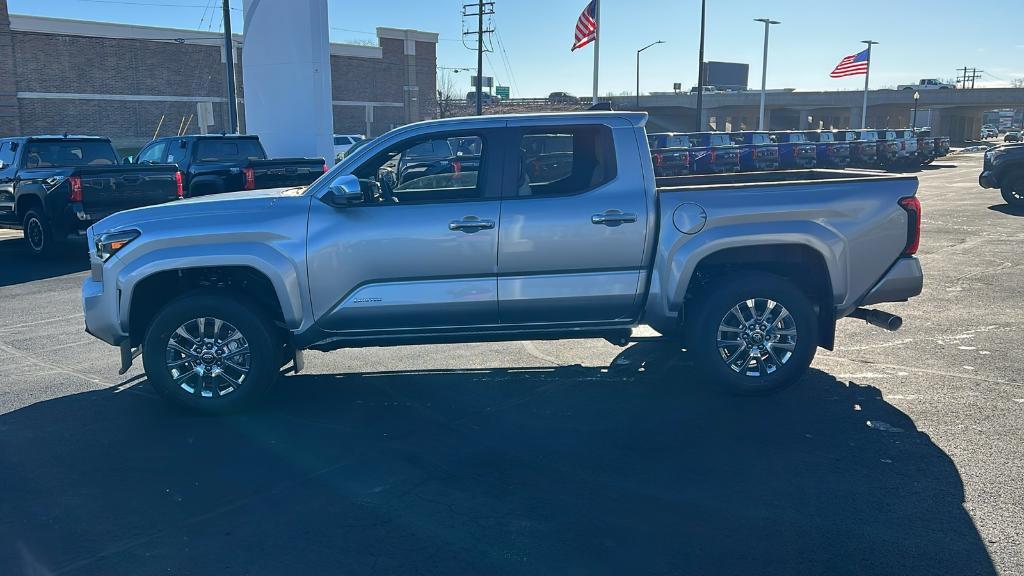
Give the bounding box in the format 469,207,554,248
222,0,238,133
462,1,494,116
694,0,707,131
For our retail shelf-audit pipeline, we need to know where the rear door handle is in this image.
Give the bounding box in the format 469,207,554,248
449,216,495,232
592,210,638,226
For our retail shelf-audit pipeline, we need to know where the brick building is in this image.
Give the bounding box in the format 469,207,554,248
0,0,437,148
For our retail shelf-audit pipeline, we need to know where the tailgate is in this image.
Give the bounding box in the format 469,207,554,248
250,159,326,189
77,166,180,216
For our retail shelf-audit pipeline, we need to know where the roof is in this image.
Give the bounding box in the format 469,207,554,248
405,111,649,130
24,135,110,141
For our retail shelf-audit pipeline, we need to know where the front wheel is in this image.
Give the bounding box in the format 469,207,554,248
687,273,819,394
1001,175,1024,207
142,291,282,414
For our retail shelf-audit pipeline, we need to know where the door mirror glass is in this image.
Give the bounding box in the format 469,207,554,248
123,156,134,164
323,174,364,207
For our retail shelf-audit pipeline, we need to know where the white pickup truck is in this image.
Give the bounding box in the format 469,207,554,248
898,79,954,90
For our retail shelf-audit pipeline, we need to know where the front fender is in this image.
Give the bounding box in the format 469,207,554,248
114,242,309,333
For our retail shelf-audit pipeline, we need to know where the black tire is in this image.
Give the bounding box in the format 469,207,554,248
1001,175,1024,208
22,209,59,257
687,273,818,395
142,290,282,414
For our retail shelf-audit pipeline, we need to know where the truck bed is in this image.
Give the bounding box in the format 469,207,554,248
655,168,901,190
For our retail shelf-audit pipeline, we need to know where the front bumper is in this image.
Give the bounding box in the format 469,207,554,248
82,233,127,347
979,171,998,189
859,257,923,307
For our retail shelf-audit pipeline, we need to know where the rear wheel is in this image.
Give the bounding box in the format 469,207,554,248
22,209,58,257
142,291,282,414
688,273,818,394
1001,175,1024,207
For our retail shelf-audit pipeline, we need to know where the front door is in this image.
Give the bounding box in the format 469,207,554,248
307,129,503,333
497,121,649,325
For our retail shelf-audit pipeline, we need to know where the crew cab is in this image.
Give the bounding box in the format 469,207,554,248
802,130,851,168
130,135,326,197
980,142,1024,207
686,132,740,174
730,131,780,171
771,132,818,169
647,133,692,177
82,112,924,414
834,130,877,167
0,135,181,256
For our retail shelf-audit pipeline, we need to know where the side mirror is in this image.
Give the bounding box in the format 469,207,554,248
322,174,363,207
0,160,5,170
123,156,135,164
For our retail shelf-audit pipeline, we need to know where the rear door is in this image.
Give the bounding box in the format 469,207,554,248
497,119,648,324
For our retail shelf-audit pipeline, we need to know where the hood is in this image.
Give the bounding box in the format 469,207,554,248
92,187,309,233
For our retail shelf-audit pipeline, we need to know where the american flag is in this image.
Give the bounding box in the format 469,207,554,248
571,1,598,51
830,49,870,78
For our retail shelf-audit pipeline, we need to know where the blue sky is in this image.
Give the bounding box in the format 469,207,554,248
11,0,1024,97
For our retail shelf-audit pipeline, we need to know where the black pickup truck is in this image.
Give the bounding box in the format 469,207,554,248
130,135,326,197
0,135,181,256
980,142,1024,207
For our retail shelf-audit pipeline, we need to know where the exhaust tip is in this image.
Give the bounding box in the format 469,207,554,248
850,308,903,332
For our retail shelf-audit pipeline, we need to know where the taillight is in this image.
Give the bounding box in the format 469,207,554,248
653,153,663,166
68,176,82,202
899,196,921,256
322,162,329,173
710,148,717,162
452,160,462,174
242,167,255,191
174,171,184,198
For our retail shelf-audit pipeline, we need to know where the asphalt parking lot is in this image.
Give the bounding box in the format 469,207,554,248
0,155,1020,575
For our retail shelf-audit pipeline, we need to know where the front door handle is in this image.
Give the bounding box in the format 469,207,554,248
592,210,638,226
449,216,495,232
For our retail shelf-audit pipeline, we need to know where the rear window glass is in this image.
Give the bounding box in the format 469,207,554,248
708,134,731,146
750,133,771,145
817,132,834,142
516,125,616,197
23,141,117,168
195,139,266,161
405,139,454,159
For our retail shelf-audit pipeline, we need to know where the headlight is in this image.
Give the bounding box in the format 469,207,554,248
95,229,140,261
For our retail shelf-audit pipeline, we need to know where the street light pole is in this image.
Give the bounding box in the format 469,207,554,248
912,90,920,130
636,40,665,109
694,0,707,131
754,18,780,131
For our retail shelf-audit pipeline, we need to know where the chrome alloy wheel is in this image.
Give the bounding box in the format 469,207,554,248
165,317,250,397
716,298,798,377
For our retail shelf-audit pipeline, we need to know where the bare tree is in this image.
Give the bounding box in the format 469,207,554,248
1012,78,1024,89
437,69,460,119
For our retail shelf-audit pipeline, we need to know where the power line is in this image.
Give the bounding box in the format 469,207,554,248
74,0,241,9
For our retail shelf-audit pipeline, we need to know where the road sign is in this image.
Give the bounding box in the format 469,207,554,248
470,75,494,88
495,86,510,99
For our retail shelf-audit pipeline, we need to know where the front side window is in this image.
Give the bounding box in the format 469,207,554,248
23,141,118,168
351,133,485,204
515,125,616,197
137,141,168,164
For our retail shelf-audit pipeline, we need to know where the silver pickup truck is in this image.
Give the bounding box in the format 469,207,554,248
82,112,923,413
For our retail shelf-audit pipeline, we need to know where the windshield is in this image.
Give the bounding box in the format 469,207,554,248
194,139,266,162
23,140,118,168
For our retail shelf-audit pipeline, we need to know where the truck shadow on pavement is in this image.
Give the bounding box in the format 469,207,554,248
988,203,1024,217
0,237,89,287
0,343,996,575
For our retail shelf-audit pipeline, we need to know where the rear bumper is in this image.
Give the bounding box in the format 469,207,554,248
979,171,998,189
858,257,923,307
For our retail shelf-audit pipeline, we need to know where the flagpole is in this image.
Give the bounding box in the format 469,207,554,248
592,0,600,105
860,40,878,129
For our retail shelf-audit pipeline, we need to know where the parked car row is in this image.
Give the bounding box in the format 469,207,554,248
0,133,327,256
647,128,949,177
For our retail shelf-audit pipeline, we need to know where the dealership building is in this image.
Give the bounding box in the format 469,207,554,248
0,0,438,148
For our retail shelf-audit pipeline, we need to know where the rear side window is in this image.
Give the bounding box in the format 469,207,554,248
515,125,616,197
195,139,266,161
